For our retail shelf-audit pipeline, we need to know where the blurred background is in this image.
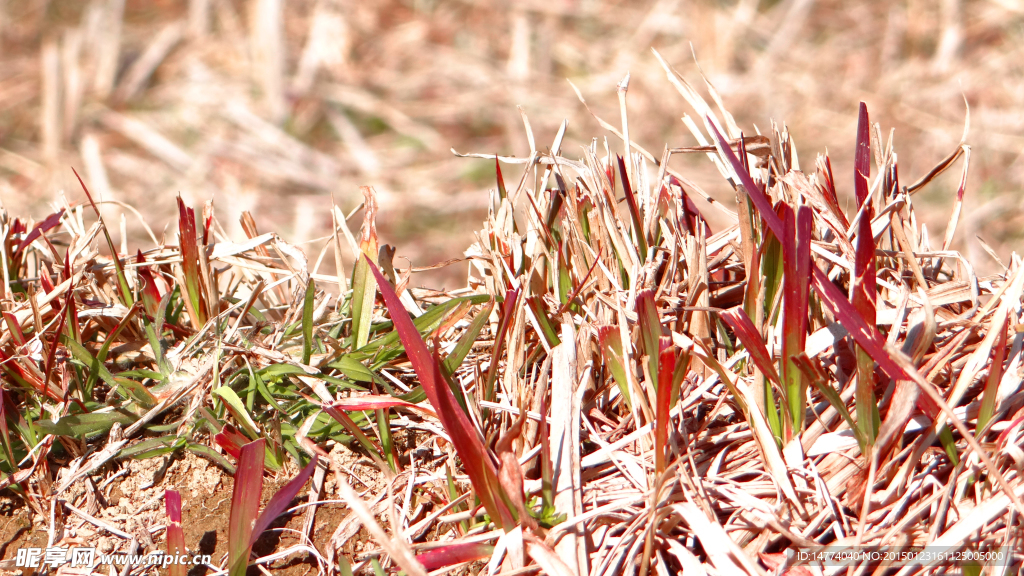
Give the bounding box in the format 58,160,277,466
1,0,1022,287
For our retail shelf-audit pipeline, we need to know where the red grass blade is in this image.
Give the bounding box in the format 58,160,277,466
707,120,785,239
484,288,520,403
248,457,318,547
165,490,187,576
0,390,16,479
495,156,507,200
228,439,264,576
177,196,207,326
12,209,64,260
854,102,871,206
365,255,515,530
416,542,495,571
671,178,712,238
214,424,249,460
720,307,780,386
816,155,850,230
320,404,388,468
636,290,663,394
810,266,903,381
852,103,880,443
655,337,677,474
782,204,812,437
2,312,26,346
135,250,163,317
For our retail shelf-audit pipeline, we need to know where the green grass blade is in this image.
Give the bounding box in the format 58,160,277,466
350,255,376,350
977,318,1008,431
302,278,316,365
597,325,631,409
443,301,494,374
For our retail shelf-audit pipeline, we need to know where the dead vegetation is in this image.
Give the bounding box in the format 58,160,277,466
1,44,1023,574
1,0,1024,286
1,1,1024,575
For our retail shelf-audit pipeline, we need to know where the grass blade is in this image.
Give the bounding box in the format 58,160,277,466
495,156,507,200
854,102,871,206
781,204,812,439
365,255,515,530
165,490,187,576
416,542,495,571
977,315,1009,431
852,103,880,445
12,208,64,261
617,155,648,258
248,456,318,547
793,353,867,452
708,119,910,387
720,307,780,386
228,439,264,576
320,404,388,469
350,186,379,350
526,296,562,348
597,325,631,409
177,196,207,326
443,301,494,374
302,277,316,365
655,337,676,475
135,251,163,317
636,290,663,395
72,168,133,306
484,288,519,404
329,395,437,418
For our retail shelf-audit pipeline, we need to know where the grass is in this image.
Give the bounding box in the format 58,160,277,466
1,45,1023,575
4,1,1024,292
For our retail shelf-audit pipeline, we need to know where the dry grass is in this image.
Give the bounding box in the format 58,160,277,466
1,1,1023,285
1,1,1024,575
0,52,1023,576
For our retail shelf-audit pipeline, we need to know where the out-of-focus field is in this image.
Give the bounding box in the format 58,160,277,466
1,0,1021,285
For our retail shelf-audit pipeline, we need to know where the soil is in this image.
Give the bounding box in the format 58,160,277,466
0,444,392,576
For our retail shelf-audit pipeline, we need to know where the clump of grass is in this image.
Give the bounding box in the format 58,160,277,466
1,50,1023,576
